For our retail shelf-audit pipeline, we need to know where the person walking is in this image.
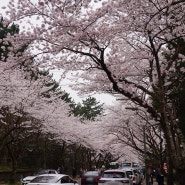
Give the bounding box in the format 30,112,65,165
156,168,164,185
100,165,105,176
148,167,153,185
148,173,153,185
72,167,77,179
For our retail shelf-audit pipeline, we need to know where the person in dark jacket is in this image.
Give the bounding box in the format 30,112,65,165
156,168,164,185
72,168,77,179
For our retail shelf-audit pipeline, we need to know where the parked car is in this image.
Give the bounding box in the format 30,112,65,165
98,169,133,185
21,169,58,185
132,169,142,185
81,171,101,185
27,174,78,185
123,168,142,185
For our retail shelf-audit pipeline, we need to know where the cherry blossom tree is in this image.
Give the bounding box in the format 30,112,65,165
4,0,185,184
0,61,82,142
105,103,166,167
0,63,121,179
0,18,124,171
0,15,133,181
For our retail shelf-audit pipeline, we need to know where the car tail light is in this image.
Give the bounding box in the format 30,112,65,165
95,177,100,181
133,176,136,181
81,177,85,183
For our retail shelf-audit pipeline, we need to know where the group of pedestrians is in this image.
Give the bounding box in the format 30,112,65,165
147,167,165,185
155,168,165,185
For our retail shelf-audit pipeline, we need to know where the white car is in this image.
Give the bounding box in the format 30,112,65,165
22,169,58,185
132,169,142,185
123,168,141,185
27,174,78,185
98,169,133,185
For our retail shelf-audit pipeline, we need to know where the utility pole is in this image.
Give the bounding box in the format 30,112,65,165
143,125,148,185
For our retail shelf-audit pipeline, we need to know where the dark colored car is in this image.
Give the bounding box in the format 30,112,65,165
81,171,101,185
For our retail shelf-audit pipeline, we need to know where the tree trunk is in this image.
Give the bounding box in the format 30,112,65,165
174,169,185,185
166,155,174,185
6,144,17,183
163,112,185,185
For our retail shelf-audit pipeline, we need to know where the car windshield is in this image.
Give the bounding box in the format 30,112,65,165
126,171,133,176
102,172,125,178
30,176,58,183
122,163,132,168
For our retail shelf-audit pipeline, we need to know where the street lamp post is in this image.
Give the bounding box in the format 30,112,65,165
143,125,149,185
72,151,75,169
